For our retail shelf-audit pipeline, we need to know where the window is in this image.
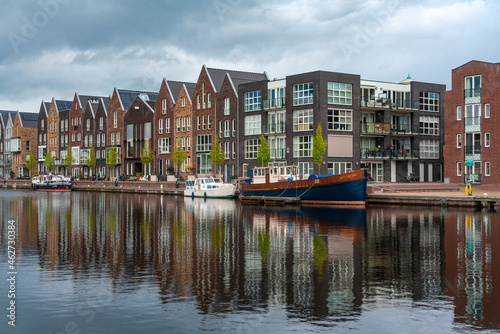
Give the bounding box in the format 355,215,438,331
181,97,185,107
419,116,439,135
97,134,101,147
224,98,230,115
176,118,181,132
111,133,115,145
89,135,93,147
457,162,462,176
244,115,262,135
219,121,223,138
457,134,462,148
158,138,171,154
465,75,481,103
293,83,313,106
61,122,64,132
328,162,352,175
232,141,236,159
244,91,262,111
328,82,352,105
186,116,190,131
485,132,490,147
485,161,490,176
419,139,439,159
485,103,490,118
207,93,211,108
113,111,117,128
159,119,163,134
65,119,68,131
197,95,200,110
101,133,105,146
225,142,230,159
457,106,461,120
41,119,44,131
162,99,167,114
100,117,103,130
197,116,200,130
207,114,211,129
244,139,259,159
293,109,313,131
328,109,352,131
116,132,120,143
186,136,190,151
86,119,90,131
232,119,236,137
202,115,206,130
224,120,230,137
72,133,75,142
419,92,439,112
197,134,212,152
144,123,151,140
26,141,30,151
77,133,81,141
166,118,170,133
293,136,313,157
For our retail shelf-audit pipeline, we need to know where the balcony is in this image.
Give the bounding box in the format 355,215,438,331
391,124,419,135
361,147,419,160
465,116,481,132
464,145,481,161
10,138,21,153
361,98,419,111
465,88,481,104
360,122,390,135
263,98,286,110
263,123,286,134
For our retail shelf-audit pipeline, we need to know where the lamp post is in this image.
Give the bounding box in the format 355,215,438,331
286,146,290,165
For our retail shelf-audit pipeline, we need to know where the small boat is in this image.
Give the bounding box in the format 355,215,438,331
239,165,367,205
32,174,73,192
184,177,236,198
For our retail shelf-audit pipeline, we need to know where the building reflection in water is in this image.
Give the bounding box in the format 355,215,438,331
1,191,499,330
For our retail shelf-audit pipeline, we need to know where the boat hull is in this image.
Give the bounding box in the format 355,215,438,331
239,170,367,205
33,182,73,192
183,186,236,198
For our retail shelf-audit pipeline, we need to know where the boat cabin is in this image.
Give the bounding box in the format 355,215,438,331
252,165,299,184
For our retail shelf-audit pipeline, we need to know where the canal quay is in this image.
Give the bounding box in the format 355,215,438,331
1,186,500,334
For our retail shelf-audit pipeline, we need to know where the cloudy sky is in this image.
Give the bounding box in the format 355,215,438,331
0,0,499,112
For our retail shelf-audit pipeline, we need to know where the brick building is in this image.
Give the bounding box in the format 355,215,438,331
0,111,17,178
11,111,38,178
36,102,50,174
444,60,500,186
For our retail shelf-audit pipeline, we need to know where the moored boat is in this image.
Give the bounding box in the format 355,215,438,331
239,165,367,205
184,177,236,198
32,174,73,192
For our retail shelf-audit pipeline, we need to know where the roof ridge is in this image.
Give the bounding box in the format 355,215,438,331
206,67,265,75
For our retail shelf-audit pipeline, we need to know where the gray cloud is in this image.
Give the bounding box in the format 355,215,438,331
0,0,499,112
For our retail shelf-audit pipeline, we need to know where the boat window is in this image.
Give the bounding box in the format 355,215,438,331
205,179,215,184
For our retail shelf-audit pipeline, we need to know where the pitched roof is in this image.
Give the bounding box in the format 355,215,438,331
84,101,100,118
0,110,17,127
19,112,38,128
55,100,73,112
166,80,196,102
116,89,158,111
76,94,109,112
205,66,268,92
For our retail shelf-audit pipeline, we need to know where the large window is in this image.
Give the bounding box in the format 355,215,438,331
457,162,462,176
158,138,170,154
293,83,313,106
197,134,211,152
328,162,352,175
293,136,313,158
328,109,352,131
293,109,313,131
419,116,439,135
244,91,261,112
244,115,262,135
328,82,352,105
419,139,439,159
224,98,230,115
244,139,259,159
456,106,461,120
419,92,439,112
465,75,481,103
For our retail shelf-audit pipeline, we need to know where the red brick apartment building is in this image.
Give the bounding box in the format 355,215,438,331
444,61,500,186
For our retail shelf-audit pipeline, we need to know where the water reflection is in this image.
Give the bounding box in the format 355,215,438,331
0,190,499,332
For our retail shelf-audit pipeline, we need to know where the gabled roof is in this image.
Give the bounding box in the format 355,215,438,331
84,100,100,118
18,112,38,129
55,99,73,112
225,72,268,97
166,80,196,102
181,83,197,105
97,97,111,116
76,94,109,112
0,110,17,127
205,65,268,93
116,89,158,111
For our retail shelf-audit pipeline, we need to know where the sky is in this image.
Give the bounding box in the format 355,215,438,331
0,0,499,112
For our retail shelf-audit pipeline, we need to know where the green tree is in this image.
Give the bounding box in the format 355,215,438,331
44,151,55,172
62,149,74,176
171,138,187,178
88,145,97,179
26,150,37,177
313,124,327,174
106,147,118,177
256,133,271,167
209,135,225,177
140,139,154,175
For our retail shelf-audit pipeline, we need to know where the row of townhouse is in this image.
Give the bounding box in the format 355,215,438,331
0,60,498,185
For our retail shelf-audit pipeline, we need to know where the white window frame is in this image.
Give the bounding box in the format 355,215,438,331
159,118,163,134
328,82,352,105
457,161,462,176
419,139,439,159
485,103,490,118
162,99,167,114
456,134,462,148
224,120,230,138
244,91,262,111
485,161,490,177
244,115,262,136
113,111,117,128
485,132,490,147
293,109,313,132
293,135,313,158
293,82,314,106
419,92,440,112
224,98,230,115
419,116,440,135
166,118,170,133
244,139,259,159
328,109,352,131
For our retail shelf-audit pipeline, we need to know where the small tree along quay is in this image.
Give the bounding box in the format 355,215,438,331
106,147,118,178
210,135,225,178
256,133,270,167
88,145,97,179
26,150,37,177
140,139,154,175
171,138,187,178
44,151,55,173
313,124,327,174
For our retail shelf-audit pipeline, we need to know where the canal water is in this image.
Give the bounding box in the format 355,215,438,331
0,189,499,334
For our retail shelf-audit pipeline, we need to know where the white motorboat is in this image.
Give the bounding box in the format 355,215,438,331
184,177,236,198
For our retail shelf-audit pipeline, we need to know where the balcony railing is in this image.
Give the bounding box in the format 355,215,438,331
263,123,286,134
392,124,419,135
361,147,419,160
263,98,286,110
360,122,390,134
464,116,481,132
361,98,419,110
465,88,481,104
464,145,481,155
